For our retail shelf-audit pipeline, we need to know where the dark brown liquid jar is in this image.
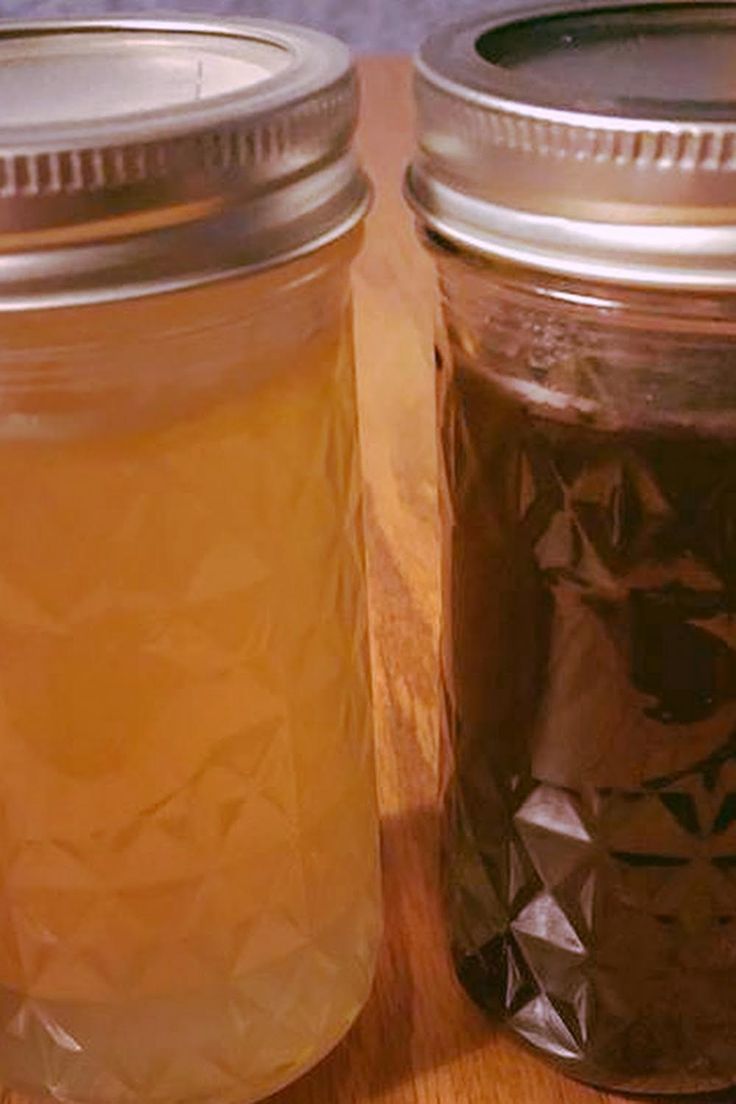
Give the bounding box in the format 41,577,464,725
406,2,736,1095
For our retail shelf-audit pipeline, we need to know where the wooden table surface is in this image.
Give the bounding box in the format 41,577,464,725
271,57,640,1104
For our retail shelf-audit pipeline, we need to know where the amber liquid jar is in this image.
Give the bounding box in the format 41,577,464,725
408,2,736,1095
0,17,380,1104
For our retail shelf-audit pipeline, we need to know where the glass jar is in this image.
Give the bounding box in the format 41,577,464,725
408,2,736,1095
0,17,380,1104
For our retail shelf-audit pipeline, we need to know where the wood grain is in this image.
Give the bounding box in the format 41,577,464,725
270,57,633,1104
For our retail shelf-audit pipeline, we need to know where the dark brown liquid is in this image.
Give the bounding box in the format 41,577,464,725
442,353,736,1094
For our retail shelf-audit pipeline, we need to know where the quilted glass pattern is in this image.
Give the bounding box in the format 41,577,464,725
0,280,380,1104
439,282,736,1094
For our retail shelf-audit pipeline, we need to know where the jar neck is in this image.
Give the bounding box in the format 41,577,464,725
425,228,736,336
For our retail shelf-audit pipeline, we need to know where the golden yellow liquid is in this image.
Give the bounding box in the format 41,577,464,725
0,254,380,1103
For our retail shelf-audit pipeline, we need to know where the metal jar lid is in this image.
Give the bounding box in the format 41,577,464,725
0,15,369,307
407,1,736,289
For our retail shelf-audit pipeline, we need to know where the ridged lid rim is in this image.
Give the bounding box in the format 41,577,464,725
0,15,369,307
408,1,736,289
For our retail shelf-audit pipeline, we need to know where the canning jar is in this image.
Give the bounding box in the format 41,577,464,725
407,2,736,1094
0,17,380,1104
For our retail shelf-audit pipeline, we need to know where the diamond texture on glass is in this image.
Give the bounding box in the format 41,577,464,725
442,347,736,1093
0,321,380,1104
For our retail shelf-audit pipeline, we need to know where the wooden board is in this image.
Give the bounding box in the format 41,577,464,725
270,56,632,1104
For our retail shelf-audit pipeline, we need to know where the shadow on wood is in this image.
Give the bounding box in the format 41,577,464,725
267,805,494,1104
